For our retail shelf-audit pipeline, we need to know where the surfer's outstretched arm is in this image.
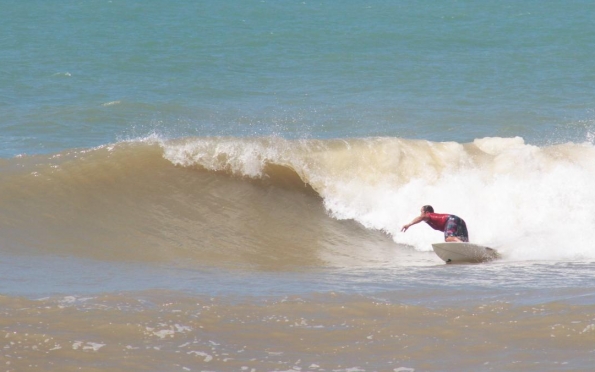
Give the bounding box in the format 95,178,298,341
401,213,428,232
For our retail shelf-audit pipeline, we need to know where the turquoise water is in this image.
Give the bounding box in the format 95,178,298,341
2,1,594,157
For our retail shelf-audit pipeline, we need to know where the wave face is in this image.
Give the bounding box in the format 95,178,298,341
1,135,594,268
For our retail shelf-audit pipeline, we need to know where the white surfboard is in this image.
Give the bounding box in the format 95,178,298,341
431,242,500,264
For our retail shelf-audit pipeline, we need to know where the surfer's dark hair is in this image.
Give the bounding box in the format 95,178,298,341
422,205,434,213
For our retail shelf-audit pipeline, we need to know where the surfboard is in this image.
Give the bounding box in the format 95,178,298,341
431,242,500,264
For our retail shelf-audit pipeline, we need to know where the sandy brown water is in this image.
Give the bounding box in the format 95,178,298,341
2,290,595,372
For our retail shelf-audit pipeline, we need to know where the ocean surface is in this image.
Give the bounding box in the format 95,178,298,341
2,1,595,371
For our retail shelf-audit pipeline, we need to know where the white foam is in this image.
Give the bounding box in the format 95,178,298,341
327,138,595,262
72,341,104,351
313,137,595,261
162,136,292,178
187,351,213,362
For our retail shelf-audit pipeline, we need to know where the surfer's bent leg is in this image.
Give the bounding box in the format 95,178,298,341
444,215,469,242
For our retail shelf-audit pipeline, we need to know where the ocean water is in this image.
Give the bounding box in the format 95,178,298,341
1,1,595,371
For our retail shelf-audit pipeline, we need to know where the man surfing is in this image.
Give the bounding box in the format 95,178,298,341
401,205,469,242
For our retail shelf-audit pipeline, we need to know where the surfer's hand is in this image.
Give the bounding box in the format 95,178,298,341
401,224,409,232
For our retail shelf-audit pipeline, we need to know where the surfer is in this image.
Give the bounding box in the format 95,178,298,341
401,205,469,242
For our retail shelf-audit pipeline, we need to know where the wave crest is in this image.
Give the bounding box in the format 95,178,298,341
1,135,595,267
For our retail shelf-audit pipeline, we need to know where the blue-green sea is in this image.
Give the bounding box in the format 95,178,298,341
1,1,595,371
3,0,594,157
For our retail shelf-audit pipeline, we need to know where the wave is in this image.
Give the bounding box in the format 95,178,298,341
1,135,594,268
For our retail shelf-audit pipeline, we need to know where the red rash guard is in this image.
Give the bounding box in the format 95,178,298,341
424,213,450,232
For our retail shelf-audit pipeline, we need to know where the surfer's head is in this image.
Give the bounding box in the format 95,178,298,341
421,205,434,213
